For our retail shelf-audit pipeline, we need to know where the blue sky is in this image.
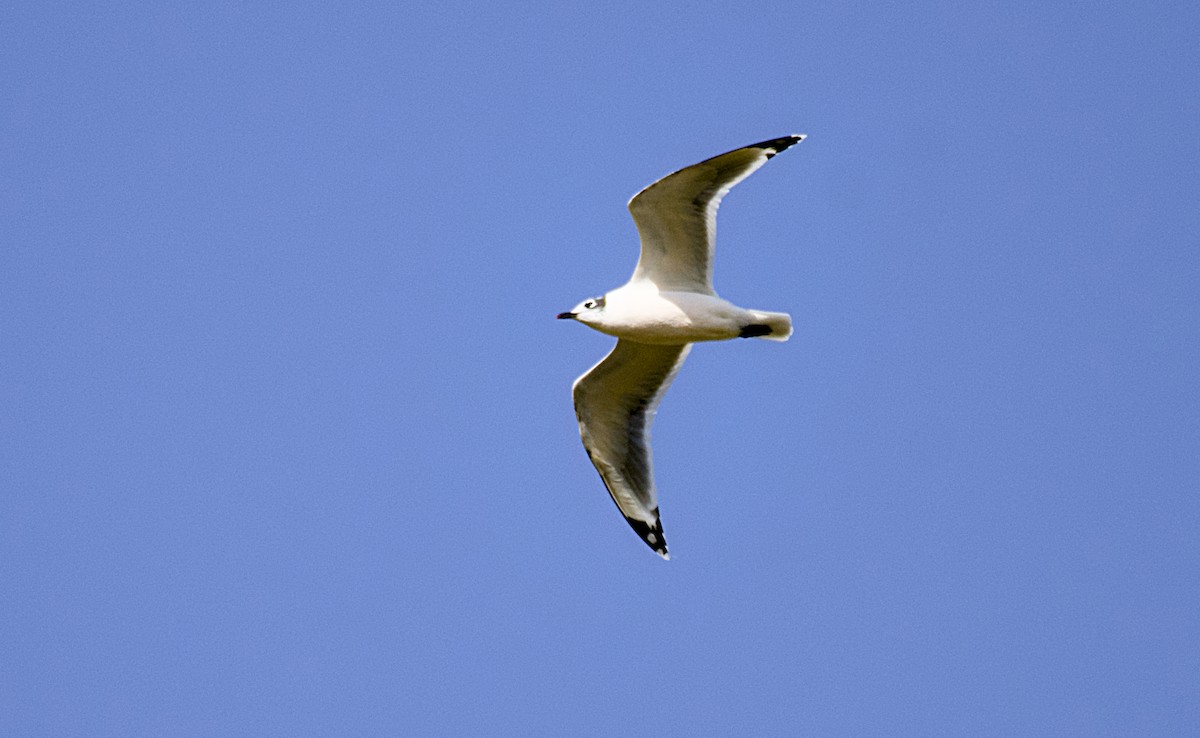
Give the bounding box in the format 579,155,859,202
3,1,1198,734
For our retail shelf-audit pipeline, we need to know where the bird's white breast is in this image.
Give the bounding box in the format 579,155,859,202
594,283,749,344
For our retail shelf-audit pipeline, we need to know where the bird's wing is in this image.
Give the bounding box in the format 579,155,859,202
627,134,805,293
572,339,692,559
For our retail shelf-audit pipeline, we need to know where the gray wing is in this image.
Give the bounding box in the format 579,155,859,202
627,134,805,293
572,339,692,559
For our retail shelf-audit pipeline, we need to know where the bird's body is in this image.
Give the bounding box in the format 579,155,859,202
558,135,805,558
574,283,791,345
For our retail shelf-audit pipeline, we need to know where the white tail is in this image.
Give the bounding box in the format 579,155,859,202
743,310,792,341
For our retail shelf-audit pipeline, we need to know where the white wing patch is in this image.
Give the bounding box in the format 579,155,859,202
628,135,805,293
572,340,691,558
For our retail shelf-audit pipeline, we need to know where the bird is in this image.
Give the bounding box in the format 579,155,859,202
557,134,805,559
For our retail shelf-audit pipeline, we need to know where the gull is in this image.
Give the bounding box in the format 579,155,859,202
557,135,805,559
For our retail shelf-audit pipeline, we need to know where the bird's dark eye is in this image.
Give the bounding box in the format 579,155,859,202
584,300,596,309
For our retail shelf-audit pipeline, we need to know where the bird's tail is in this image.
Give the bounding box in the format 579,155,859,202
740,310,792,342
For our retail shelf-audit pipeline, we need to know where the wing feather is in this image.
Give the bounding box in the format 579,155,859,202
572,340,691,558
627,134,805,293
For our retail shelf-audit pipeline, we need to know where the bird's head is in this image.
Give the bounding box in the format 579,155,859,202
556,295,607,326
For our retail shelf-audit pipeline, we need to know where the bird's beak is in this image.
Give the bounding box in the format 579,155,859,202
556,311,575,320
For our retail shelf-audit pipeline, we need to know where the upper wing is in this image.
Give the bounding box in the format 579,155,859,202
572,339,692,559
627,134,805,293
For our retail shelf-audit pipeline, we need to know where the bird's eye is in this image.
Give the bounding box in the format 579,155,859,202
584,300,596,309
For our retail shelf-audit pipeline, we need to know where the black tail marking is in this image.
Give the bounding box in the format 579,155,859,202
739,324,774,338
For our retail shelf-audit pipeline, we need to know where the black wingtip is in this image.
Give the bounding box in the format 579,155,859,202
754,134,806,158
624,512,670,560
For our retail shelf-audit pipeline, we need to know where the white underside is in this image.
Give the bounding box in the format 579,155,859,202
579,282,789,344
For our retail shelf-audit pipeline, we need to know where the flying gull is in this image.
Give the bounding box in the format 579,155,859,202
558,135,805,559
